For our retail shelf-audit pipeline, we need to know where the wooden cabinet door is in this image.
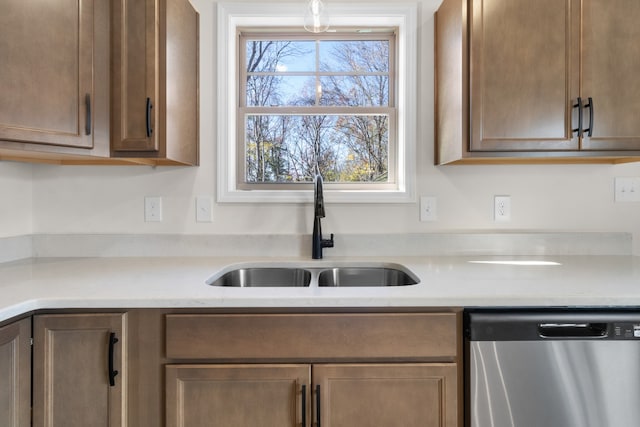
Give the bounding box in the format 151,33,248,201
111,0,159,153
313,363,458,427
0,318,30,427
166,364,310,427
580,0,640,151
111,0,199,164
33,313,126,427
469,0,580,152
0,0,105,149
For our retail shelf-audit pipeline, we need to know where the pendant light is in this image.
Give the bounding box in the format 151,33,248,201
304,0,329,33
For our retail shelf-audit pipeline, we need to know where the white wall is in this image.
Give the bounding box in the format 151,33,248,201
0,162,33,237
30,0,640,254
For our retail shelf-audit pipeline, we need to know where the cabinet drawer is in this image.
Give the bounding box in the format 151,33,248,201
166,311,459,361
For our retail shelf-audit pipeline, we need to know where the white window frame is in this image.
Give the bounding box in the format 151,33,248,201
217,2,417,203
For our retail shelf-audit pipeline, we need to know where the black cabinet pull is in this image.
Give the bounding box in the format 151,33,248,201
108,332,119,387
583,97,594,137
572,97,583,137
146,97,153,138
85,93,91,135
315,384,321,427
301,384,307,426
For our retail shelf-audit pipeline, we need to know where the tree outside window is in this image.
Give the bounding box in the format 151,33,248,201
239,31,396,188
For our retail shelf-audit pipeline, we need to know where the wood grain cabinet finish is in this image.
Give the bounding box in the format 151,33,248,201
166,312,458,361
0,0,110,160
166,363,458,427
33,313,127,427
165,310,462,427
468,0,578,153
0,318,31,427
166,364,310,427
314,363,458,427
580,1,640,151
436,0,640,164
111,0,199,165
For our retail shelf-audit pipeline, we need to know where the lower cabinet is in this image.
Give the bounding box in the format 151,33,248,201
0,318,31,427
166,362,457,427
0,308,461,427
164,310,462,427
166,364,310,426
32,313,126,427
314,363,457,427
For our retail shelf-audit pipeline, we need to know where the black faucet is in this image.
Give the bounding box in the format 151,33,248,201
312,174,334,259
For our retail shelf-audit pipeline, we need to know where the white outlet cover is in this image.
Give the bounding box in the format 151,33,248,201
494,196,511,222
420,196,437,222
196,196,213,222
144,197,163,222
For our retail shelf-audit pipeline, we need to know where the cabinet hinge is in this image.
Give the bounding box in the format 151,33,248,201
30,337,33,346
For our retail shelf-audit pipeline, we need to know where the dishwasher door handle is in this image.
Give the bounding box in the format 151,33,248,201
538,322,608,338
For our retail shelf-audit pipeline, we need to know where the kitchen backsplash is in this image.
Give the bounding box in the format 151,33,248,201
0,232,631,263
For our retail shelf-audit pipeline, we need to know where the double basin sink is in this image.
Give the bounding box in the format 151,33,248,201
206,262,419,287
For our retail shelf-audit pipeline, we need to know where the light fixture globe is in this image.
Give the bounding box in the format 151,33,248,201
304,0,329,33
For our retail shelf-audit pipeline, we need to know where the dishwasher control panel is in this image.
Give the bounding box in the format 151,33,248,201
613,323,640,339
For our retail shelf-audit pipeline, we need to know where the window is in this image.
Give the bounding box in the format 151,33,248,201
218,3,417,203
239,32,396,190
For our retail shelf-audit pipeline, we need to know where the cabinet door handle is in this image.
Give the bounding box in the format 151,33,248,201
108,332,119,387
583,97,594,137
572,97,583,137
301,384,307,426
315,384,321,427
85,93,91,135
146,97,153,138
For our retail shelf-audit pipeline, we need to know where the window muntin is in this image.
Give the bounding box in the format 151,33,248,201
238,31,396,189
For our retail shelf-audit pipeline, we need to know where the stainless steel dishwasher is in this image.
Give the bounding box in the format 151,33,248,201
466,310,640,427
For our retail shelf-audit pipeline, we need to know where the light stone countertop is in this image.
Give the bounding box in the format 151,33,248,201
2,254,640,322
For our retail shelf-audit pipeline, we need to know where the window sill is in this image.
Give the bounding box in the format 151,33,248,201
217,188,415,204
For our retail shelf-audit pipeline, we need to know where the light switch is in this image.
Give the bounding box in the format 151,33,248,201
615,177,640,202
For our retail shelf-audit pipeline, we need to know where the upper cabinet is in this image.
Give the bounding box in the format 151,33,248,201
111,0,199,165
436,0,640,164
580,1,640,152
0,0,110,160
0,0,198,165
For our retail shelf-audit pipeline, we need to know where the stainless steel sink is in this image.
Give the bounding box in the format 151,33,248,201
207,267,311,287
206,263,419,287
317,266,419,287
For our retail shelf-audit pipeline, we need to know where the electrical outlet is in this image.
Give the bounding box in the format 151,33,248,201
420,196,437,222
196,196,213,222
615,177,640,202
144,197,162,222
494,196,511,222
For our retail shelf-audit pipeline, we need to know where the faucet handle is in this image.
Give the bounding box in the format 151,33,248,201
322,233,334,248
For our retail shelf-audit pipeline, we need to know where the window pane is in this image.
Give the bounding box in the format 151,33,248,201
319,40,389,73
319,75,389,106
245,40,316,72
246,75,316,107
245,115,389,184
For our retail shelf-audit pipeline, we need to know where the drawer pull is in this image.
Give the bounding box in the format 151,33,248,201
572,97,583,137
583,96,594,137
301,384,307,426
108,332,119,386
85,93,91,135
146,97,153,138
315,384,321,427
